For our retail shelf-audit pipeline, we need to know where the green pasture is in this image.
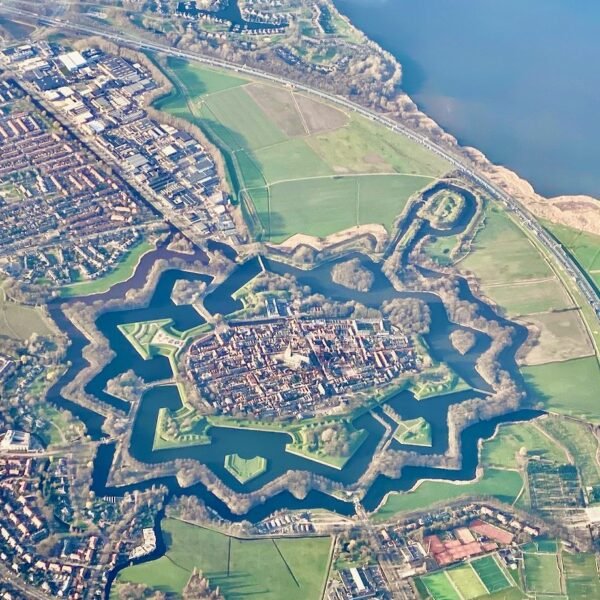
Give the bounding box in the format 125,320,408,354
522,356,600,421
482,421,569,468
523,552,563,595
461,206,552,286
374,468,523,521
563,552,600,599
481,278,573,317
113,518,332,599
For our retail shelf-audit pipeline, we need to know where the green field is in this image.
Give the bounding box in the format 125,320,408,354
462,206,552,287
563,552,600,599
482,421,569,468
374,468,523,521
522,356,600,420
0,282,54,340
224,453,267,484
523,551,563,595
114,518,332,599
118,319,172,360
420,555,514,600
60,240,154,298
155,56,449,242
544,221,600,291
446,563,488,599
481,279,573,317
540,416,600,500
471,555,513,593
394,417,432,447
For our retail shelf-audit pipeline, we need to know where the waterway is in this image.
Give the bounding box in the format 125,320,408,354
334,0,600,199
45,184,542,527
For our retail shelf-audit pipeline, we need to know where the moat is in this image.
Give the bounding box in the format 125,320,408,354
46,183,542,522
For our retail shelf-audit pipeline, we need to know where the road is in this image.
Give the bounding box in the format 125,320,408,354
1,2,598,321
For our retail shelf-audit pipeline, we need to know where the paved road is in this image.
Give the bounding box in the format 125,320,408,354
1,3,598,321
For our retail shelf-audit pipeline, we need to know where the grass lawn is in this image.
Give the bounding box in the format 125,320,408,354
461,206,552,286
481,278,573,317
563,552,600,599
446,563,488,599
0,282,54,340
224,453,268,484
60,240,154,298
394,417,432,447
522,356,600,421
481,421,569,468
523,552,563,595
114,518,332,599
374,468,523,521
424,234,459,266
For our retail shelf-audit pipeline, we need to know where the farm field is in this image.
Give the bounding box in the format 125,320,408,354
522,356,600,421
113,518,332,599
0,281,54,340
563,552,600,599
155,56,449,242
60,240,154,298
544,220,600,290
374,468,523,521
481,278,573,318
519,308,594,365
481,421,569,468
523,550,563,595
461,206,553,287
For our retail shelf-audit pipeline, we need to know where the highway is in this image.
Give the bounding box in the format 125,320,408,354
1,2,599,320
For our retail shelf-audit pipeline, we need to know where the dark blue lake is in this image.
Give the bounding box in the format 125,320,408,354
334,0,600,199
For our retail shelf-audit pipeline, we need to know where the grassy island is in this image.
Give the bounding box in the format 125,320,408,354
224,453,268,484
420,189,465,229
394,417,432,447
153,405,212,451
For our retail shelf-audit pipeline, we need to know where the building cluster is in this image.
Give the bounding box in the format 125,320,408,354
251,511,316,536
0,456,104,598
187,317,419,418
128,527,156,560
1,39,237,285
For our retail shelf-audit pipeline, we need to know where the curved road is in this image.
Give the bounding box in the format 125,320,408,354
2,3,599,321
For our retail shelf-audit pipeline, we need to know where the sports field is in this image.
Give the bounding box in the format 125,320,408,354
523,551,563,595
523,356,600,421
155,56,450,242
420,554,513,600
113,518,333,599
